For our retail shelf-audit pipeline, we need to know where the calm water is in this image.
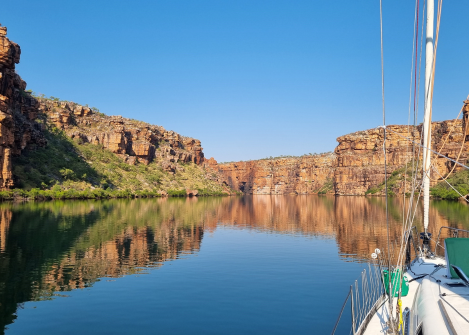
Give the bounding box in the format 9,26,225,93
0,195,467,334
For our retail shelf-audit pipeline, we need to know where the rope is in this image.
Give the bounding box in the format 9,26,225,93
330,289,351,335
380,0,386,126
379,3,395,330
413,0,420,113
400,0,423,286
379,0,395,333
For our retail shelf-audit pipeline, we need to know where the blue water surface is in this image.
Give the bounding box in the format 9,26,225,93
1,196,466,334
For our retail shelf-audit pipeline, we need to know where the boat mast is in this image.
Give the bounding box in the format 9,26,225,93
423,0,434,238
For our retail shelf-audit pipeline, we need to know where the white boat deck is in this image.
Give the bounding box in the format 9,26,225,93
362,256,469,334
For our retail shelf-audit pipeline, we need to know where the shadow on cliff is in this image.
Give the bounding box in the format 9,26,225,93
12,126,109,190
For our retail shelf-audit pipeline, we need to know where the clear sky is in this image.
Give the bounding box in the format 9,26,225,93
2,1,468,162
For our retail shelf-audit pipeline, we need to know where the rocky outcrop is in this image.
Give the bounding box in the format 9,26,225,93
0,23,212,190
217,115,469,196
38,100,204,168
334,119,469,195
0,25,46,189
216,154,335,195
333,125,417,195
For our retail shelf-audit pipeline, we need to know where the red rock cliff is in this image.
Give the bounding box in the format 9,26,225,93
37,99,204,172
334,119,468,195
217,113,469,196
0,25,46,189
215,154,335,195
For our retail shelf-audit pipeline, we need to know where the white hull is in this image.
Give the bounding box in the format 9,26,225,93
362,256,469,335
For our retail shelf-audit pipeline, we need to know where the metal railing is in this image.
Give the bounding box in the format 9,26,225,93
331,226,419,335
331,263,386,335
434,226,469,254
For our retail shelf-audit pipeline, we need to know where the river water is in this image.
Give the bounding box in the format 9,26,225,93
0,195,467,334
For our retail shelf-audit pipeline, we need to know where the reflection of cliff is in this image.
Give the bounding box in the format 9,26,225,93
0,198,216,332
207,196,468,260
35,199,212,292
43,224,204,292
0,196,467,333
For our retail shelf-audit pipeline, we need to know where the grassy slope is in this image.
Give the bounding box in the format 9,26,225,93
11,125,229,199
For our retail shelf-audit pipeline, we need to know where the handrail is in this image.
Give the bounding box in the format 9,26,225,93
434,226,469,254
332,226,419,335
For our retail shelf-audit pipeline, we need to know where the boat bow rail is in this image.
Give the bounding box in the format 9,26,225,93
434,226,469,255
330,262,386,335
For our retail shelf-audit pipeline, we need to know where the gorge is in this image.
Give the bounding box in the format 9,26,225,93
1,23,468,198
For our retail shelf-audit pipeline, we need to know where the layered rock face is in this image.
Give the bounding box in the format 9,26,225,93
217,114,469,195
334,119,469,195
0,26,46,188
216,154,335,195
334,125,417,195
38,100,204,171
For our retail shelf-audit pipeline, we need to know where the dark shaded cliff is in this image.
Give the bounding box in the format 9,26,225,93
0,25,46,189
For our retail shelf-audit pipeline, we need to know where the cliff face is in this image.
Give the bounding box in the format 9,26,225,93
0,26,46,189
0,24,224,193
37,100,204,173
333,125,416,195
3,23,467,195
217,116,469,195
215,154,335,195
334,119,469,195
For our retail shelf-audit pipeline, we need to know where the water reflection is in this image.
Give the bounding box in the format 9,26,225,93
0,196,467,332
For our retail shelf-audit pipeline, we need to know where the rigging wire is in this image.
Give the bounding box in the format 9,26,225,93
382,127,469,170
432,165,469,203
378,2,395,332
426,96,469,182
402,0,421,268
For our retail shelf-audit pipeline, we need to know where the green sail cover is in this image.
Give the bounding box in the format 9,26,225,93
445,238,469,279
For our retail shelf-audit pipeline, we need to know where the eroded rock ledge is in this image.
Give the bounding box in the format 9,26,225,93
38,100,204,173
2,23,467,196
213,154,335,195
0,25,46,188
215,118,469,196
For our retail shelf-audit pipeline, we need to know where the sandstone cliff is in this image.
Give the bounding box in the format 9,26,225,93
216,116,469,196
334,119,468,195
0,26,46,189
214,154,335,195
0,24,234,195
37,99,204,172
2,23,467,197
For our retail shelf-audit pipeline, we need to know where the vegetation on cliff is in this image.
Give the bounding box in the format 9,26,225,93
9,99,231,199
364,164,415,196
430,170,469,200
363,160,469,201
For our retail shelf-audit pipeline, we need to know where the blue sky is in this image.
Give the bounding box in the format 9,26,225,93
2,1,468,162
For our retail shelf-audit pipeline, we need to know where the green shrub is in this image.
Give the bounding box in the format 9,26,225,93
167,189,186,197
